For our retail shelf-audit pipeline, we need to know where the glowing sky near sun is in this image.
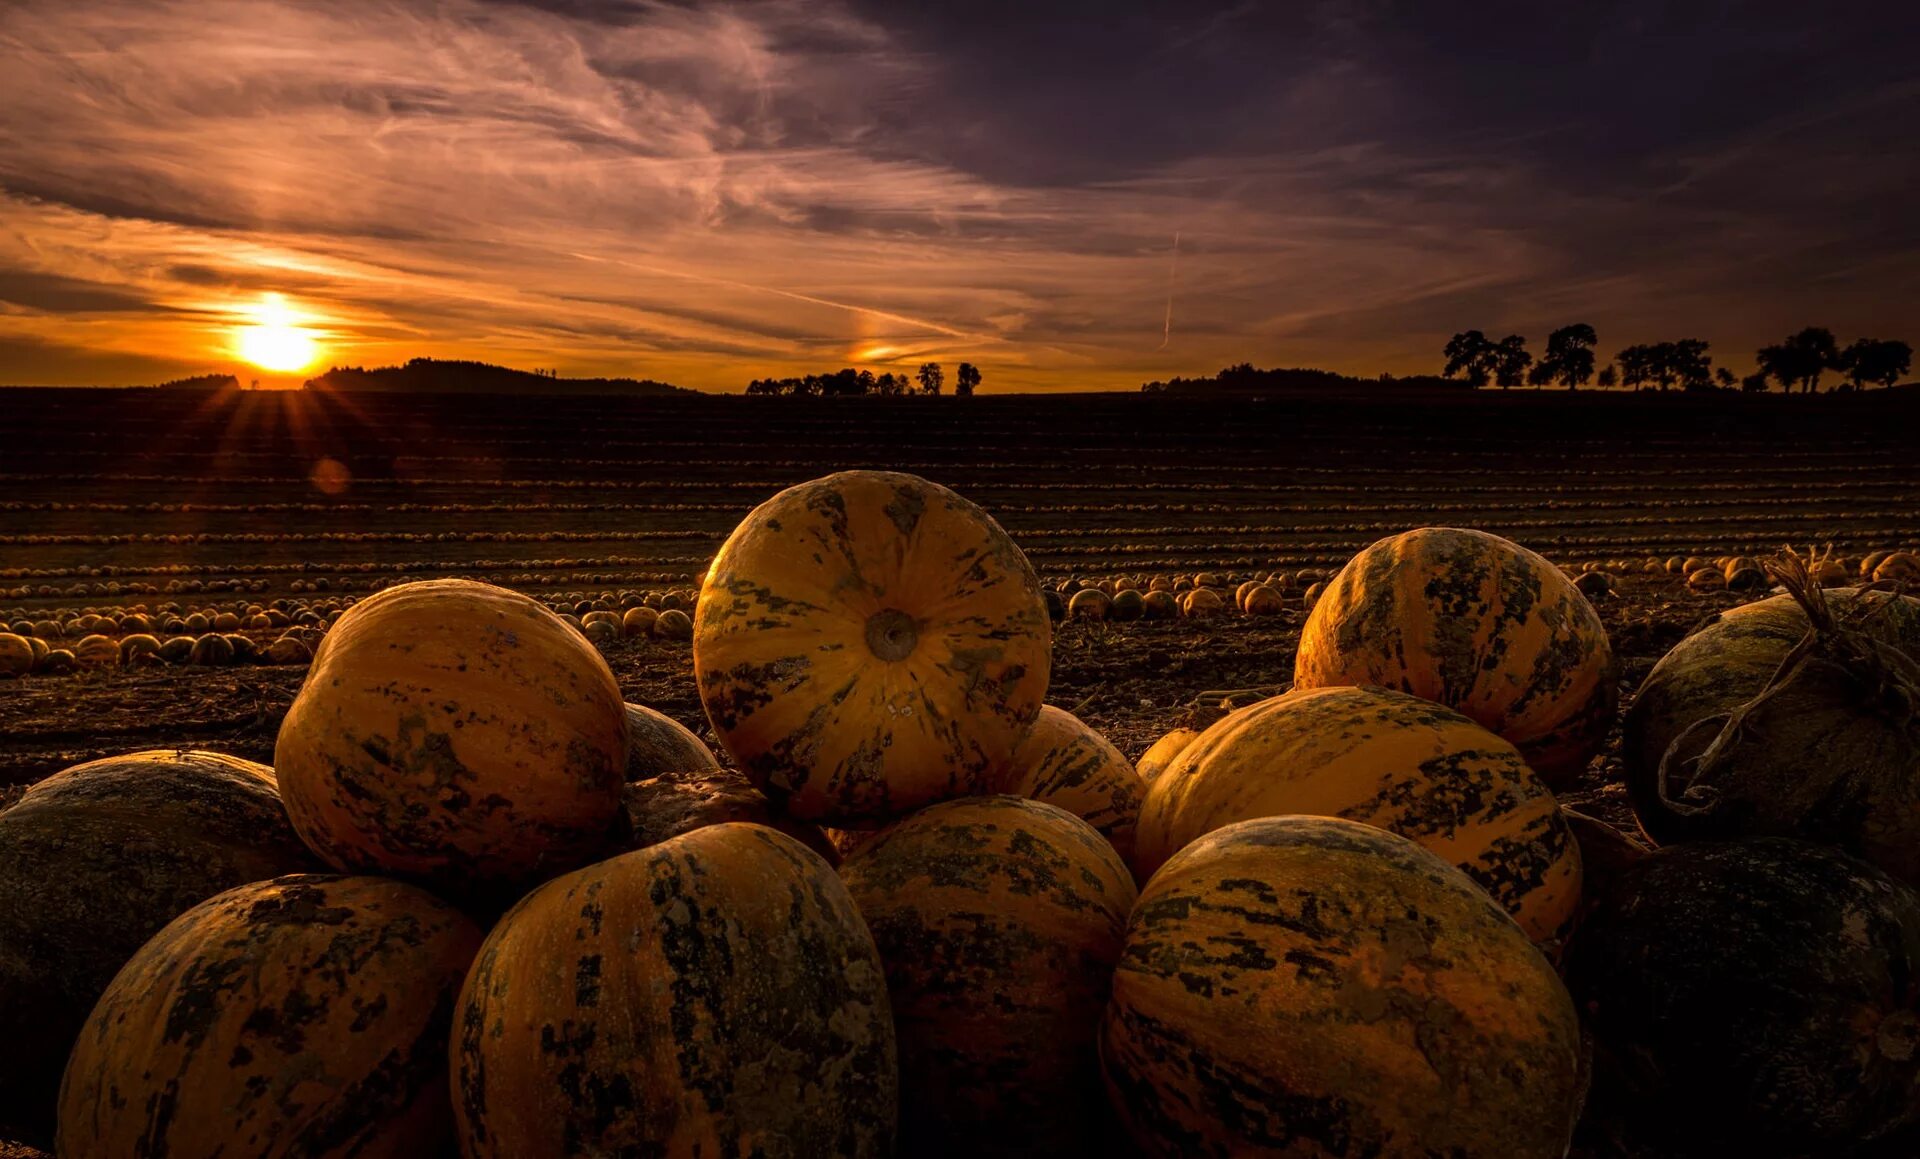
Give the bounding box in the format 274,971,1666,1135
0,0,1916,391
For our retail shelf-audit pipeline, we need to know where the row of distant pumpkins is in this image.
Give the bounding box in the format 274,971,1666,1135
8,545,1915,682
2,470,1919,1157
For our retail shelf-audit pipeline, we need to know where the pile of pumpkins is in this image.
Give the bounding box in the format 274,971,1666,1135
3,468,1919,1157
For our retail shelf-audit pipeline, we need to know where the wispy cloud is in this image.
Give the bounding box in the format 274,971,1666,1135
0,0,1916,388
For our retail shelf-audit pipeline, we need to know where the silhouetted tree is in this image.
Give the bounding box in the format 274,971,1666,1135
1491,335,1532,389
1756,327,1841,393
1596,364,1617,389
1741,372,1769,393
1669,339,1714,391
875,371,904,396
1527,361,1554,387
1837,338,1912,391
917,362,944,395
1538,323,1599,389
955,362,981,396
1615,345,1654,391
1442,330,1497,387
1715,367,1738,390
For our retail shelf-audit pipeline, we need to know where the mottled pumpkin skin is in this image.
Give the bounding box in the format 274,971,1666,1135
1135,728,1201,788
1566,839,1920,1152
58,874,481,1159
0,750,318,1146
838,797,1136,1155
694,471,1051,825
1134,686,1581,945
275,579,629,896
1101,817,1582,1158
622,766,839,866
1294,528,1617,786
453,823,897,1157
1623,589,1920,876
997,705,1145,863
623,701,720,778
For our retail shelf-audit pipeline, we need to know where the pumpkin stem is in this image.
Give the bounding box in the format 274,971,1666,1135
1653,548,1920,825
863,609,920,662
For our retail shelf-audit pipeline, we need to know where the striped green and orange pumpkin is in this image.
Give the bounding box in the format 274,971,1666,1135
838,797,1135,1155
0,750,318,1145
996,705,1144,863
274,579,629,898
1101,817,1582,1158
453,823,897,1157
58,874,480,1158
1293,527,1617,786
622,766,839,865
1132,685,1581,944
694,471,1051,826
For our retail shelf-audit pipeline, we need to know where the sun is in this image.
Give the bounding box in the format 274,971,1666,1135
234,293,321,373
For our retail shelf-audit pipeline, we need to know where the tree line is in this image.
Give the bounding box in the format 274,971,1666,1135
745,362,982,397
1442,325,1911,392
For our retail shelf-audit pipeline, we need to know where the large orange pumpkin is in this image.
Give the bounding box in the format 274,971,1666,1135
0,750,317,1145
1133,685,1581,944
694,471,1050,825
838,797,1135,1155
58,874,480,1158
1101,817,1582,1157
996,705,1144,862
1293,527,1617,785
274,579,629,896
453,823,897,1156
0,633,31,678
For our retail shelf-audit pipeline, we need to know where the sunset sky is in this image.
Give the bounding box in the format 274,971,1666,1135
2,0,1916,391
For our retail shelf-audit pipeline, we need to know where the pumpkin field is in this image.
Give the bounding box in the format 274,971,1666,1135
3,383,1920,1158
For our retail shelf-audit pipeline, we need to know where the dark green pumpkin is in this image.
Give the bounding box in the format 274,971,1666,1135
0,750,318,1145
1566,838,1920,1153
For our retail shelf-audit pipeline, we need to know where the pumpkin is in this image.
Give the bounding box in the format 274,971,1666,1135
188,632,233,666
0,751,316,1144
1725,562,1767,590
159,635,194,663
1135,727,1201,788
624,702,721,778
1109,588,1145,621
1042,589,1066,621
620,606,657,637
1234,580,1261,611
1101,817,1582,1157
1686,566,1725,592
1241,584,1282,615
1140,590,1178,619
1566,838,1920,1152
838,797,1134,1155
1682,555,1709,575
998,705,1144,862
117,633,161,664
36,649,75,674
453,823,897,1157
622,766,838,865
1813,558,1853,587
693,470,1050,825
1133,685,1581,944
1574,570,1612,600
1876,551,1920,584
1068,588,1111,621
1301,580,1326,610
651,607,693,640
581,618,619,648
70,634,116,669
1293,527,1617,786
274,578,628,898
59,874,480,1158
263,634,313,665
0,633,29,678
1863,550,1894,577
1622,563,1920,883
1181,587,1224,617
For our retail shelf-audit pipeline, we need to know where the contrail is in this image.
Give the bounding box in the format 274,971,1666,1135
1157,231,1180,351
566,251,987,342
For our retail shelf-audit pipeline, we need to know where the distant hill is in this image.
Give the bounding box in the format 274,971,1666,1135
1143,363,1466,395
305,358,689,396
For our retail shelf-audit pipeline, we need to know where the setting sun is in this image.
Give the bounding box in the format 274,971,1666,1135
234,293,321,373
